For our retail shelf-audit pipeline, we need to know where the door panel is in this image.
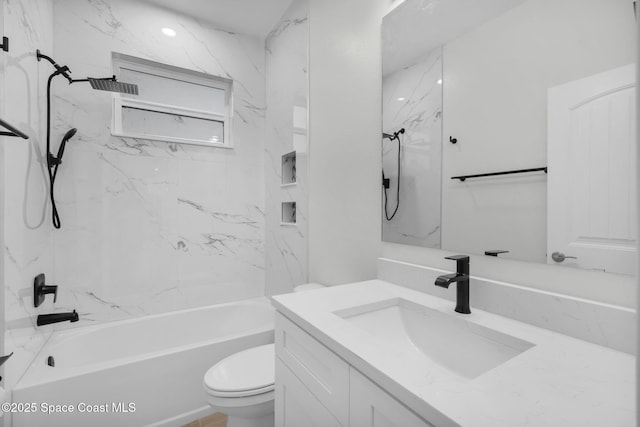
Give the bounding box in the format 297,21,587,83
548,64,636,274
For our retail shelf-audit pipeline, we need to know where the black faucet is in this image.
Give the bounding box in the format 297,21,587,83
37,310,79,326
435,255,471,314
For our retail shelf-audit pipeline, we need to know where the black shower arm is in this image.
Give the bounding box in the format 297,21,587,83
37,49,74,83
69,76,118,84
38,51,117,85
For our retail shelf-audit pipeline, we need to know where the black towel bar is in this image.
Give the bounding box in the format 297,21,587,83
452,167,547,182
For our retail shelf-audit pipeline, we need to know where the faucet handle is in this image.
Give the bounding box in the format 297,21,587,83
33,274,58,307
444,255,469,274
445,255,469,261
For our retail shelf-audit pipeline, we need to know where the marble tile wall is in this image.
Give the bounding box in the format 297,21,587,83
2,0,55,389
265,0,309,295
4,0,268,389
382,48,442,248
49,0,266,319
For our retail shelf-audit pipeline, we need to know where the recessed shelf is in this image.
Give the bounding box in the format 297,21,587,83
293,105,307,130
281,201,296,225
281,182,297,189
282,151,296,185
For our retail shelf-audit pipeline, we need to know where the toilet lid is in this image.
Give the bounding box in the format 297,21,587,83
204,343,275,397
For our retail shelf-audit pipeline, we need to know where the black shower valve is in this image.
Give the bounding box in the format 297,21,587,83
34,273,58,308
382,177,390,189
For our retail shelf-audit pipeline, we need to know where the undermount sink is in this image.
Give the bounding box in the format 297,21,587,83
334,298,534,379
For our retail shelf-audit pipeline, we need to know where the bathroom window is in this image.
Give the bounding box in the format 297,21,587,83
111,53,233,148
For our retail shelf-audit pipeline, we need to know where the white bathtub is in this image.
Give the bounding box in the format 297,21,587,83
11,297,274,427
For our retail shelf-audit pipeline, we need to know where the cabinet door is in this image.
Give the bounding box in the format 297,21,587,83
275,313,349,424
275,357,343,427
350,368,434,427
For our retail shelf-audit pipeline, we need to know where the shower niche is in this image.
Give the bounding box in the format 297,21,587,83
281,202,296,225
281,151,296,186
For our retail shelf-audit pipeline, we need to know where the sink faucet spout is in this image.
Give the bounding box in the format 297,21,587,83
435,255,471,314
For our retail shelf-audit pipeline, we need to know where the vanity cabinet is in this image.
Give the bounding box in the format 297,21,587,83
350,368,434,427
275,313,432,427
275,358,342,426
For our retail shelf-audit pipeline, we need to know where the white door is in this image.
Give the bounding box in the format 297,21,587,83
547,64,636,274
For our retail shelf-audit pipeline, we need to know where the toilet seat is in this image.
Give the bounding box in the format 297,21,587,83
204,344,275,398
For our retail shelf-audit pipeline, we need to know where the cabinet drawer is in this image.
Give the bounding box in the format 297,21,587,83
275,313,349,426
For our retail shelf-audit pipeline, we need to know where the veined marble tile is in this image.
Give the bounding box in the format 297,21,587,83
5,0,271,389
382,48,442,248
51,0,265,307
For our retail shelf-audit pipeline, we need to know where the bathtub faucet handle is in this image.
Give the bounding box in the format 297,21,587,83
33,273,58,307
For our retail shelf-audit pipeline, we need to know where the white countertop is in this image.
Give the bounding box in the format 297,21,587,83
271,280,635,427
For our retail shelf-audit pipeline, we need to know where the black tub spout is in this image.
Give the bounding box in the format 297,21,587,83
37,310,79,326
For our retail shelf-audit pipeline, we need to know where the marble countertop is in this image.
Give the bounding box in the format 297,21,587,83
271,280,635,427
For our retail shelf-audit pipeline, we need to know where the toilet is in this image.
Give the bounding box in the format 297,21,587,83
202,284,325,427
203,344,275,427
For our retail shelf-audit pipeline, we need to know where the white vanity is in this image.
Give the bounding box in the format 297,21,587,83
271,273,634,426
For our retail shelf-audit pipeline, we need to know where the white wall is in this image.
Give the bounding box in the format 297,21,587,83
265,0,309,295
441,0,636,263
636,6,640,425
307,0,388,285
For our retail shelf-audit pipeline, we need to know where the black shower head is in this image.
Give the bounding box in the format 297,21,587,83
88,77,138,95
63,128,78,141
56,127,78,162
383,128,406,141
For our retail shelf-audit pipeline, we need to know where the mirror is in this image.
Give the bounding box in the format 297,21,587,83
382,0,636,274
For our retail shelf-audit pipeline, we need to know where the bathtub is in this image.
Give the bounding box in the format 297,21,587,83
11,297,274,427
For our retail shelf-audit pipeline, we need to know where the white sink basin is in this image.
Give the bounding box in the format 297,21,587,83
334,298,534,379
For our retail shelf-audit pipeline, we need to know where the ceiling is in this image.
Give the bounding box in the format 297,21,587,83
144,0,294,38
383,0,526,75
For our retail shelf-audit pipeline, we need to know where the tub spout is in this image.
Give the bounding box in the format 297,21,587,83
37,310,79,326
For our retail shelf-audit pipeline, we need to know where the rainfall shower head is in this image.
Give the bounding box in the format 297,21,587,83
88,77,139,95
36,50,139,95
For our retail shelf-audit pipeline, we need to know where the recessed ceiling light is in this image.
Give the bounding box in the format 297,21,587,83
397,97,405,101
437,79,443,85
162,27,176,37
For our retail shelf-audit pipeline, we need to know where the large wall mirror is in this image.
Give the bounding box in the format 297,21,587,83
382,0,637,275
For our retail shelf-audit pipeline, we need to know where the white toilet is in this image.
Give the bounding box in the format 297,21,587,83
202,284,325,427
203,344,275,427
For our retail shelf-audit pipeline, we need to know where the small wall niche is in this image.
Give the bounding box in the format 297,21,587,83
293,105,307,132
281,202,296,225
281,151,296,186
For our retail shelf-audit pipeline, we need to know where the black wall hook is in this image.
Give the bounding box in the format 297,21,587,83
0,36,8,53
449,136,457,144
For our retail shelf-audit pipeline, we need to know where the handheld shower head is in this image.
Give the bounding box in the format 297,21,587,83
63,127,78,141
56,128,77,162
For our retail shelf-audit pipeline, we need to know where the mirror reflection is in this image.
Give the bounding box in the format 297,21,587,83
382,0,636,274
